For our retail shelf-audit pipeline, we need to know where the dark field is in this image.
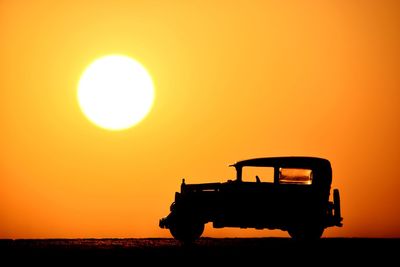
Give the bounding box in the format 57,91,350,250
1,238,398,264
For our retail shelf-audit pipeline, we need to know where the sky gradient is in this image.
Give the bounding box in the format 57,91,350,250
0,0,399,238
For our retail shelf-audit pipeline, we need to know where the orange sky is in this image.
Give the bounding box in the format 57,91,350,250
0,0,399,238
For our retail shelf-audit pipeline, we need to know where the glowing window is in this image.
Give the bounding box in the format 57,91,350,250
279,168,313,185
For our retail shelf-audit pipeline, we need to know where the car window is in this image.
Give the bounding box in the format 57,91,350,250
242,167,274,183
279,168,313,185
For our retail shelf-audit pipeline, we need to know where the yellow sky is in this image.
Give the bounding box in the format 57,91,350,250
0,0,399,238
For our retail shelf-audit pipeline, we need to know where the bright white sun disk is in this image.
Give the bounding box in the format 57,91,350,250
78,55,154,130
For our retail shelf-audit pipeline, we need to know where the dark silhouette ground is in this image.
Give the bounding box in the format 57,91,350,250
0,238,398,264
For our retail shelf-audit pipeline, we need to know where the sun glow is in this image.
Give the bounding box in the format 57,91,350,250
77,55,155,130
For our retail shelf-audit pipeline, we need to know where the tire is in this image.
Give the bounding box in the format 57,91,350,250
169,219,204,243
288,226,324,241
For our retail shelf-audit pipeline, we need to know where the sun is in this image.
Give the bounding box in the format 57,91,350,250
77,55,155,131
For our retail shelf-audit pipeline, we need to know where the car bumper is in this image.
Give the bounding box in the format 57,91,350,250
159,217,168,229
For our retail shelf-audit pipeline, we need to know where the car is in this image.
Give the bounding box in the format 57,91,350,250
159,156,342,242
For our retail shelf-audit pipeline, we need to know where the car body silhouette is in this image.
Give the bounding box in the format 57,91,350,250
159,156,342,242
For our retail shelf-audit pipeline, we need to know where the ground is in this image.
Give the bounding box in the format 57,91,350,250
1,238,397,264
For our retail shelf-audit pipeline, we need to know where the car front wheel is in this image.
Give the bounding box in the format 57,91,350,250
169,219,204,243
288,226,324,241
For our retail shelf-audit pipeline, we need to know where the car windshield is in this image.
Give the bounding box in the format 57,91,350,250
242,166,274,183
279,168,313,185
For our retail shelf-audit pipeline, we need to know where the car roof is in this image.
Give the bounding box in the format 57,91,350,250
231,157,332,187
231,156,331,170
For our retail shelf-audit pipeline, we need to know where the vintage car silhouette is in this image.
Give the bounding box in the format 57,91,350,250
159,157,342,242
